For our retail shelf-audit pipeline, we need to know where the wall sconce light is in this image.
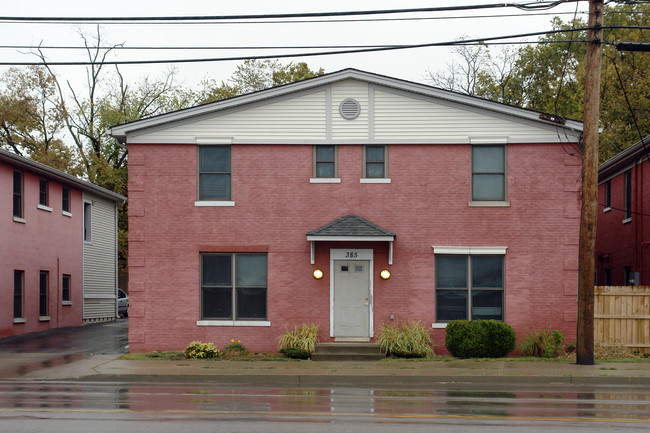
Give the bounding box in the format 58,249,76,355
313,269,324,279
380,269,391,280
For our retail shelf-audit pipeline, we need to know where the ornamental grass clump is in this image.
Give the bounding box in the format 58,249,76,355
183,341,220,359
518,327,565,358
377,321,435,358
222,339,249,357
277,323,320,359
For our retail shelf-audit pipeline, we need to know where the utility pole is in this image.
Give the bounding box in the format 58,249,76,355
577,0,604,366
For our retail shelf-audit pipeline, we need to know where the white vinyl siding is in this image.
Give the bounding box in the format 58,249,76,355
83,193,118,321
132,91,327,142
331,80,369,139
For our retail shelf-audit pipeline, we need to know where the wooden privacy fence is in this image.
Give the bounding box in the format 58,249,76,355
595,286,650,355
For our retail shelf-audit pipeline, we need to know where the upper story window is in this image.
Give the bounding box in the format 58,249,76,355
198,145,231,201
624,170,632,221
471,145,506,202
83,201,92,242
363,145,388,179
39,178,49,207
603,180,611,210
313,145,337,178
62,186,71,213
13,170,23,219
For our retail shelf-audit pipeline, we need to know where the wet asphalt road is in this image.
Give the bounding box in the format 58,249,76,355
0,319,129,354
0,381,649,432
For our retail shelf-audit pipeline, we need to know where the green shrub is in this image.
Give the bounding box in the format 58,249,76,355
518,327,565,358
277,323,320,356
377,321,435,358
445,320,516,358
184,341,220,359
279,347,310,359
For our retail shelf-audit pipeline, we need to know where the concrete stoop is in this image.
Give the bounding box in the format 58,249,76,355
311,342,386,361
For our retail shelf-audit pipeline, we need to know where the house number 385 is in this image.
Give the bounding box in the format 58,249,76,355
345,252,358,258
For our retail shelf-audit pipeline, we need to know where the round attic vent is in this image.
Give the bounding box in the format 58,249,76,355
339,98,361,120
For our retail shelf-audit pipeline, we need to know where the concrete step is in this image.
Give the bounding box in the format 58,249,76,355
311,343,385,361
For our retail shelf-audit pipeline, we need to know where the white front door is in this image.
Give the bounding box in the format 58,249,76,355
332,258,371,337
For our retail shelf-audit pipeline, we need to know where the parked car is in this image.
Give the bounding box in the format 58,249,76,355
118,289,129,317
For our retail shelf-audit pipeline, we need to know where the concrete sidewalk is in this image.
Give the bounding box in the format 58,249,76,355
3,353,650,387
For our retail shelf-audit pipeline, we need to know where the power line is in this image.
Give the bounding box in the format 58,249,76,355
0,2,575,23
0,27,596,66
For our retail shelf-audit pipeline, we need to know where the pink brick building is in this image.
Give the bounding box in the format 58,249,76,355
109,69,583,353
1,149,125,337
596,136,650,285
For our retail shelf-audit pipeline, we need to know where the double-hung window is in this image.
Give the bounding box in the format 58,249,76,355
62,186,71,214
62,274,71,303
471,144,506,202
39,271,49,318
198,146,231,201
363,145,388,179
603,180,611,210
200,253,267,321
83,201,92,242
39,178,49,207
435,253,504,322
13,170,23,219
14,270,24,320
624,170,632,221
313,145,338,179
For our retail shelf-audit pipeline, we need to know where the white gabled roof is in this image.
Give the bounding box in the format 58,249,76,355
108,68,583,143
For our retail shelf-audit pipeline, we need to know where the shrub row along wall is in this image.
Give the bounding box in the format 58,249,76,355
595,286,650,355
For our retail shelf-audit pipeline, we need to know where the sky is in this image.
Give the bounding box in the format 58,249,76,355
0,0,591,91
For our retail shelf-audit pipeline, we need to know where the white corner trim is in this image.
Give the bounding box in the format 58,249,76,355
360,178,391,184
196,137,233,145
310,178,341,184
13,216,26,224
37,204,53,212
468,201,510,207
433,246,508,255
197,320,271,327
432,323,448,329
194,201,235,207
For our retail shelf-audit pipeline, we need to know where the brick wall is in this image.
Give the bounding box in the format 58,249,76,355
128,142,580,353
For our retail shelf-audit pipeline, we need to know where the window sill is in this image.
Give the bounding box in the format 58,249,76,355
310,178,341,184
13,318,26,324
62,301,73,306
603,207,611,213
432,323,448,329
38,204,53,212
360,178,391,184
62,211,72,217
468,201,510,207
623,217,632,224
39,316,51,322
194,201,235,207
197,320,271,327
13,216,26,224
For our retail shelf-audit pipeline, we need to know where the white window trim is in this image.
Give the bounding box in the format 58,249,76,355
197,320,270,327
432,323,447,329
310,178,341,184
13,216,26,224
62,210,73,217
468,201,510,207
13,318,26,324
433,246,507,255
62,301,73,306
194,201,235,207
360,178,391,184
603,207,611,213
37,204,53,212
39,316,51,322
623,217,632,224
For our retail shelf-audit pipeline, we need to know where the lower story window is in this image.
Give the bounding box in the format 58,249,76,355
436,255,504,321
200,253,267,320
39,271,49,317
62,274,71,302
14,270,24,319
